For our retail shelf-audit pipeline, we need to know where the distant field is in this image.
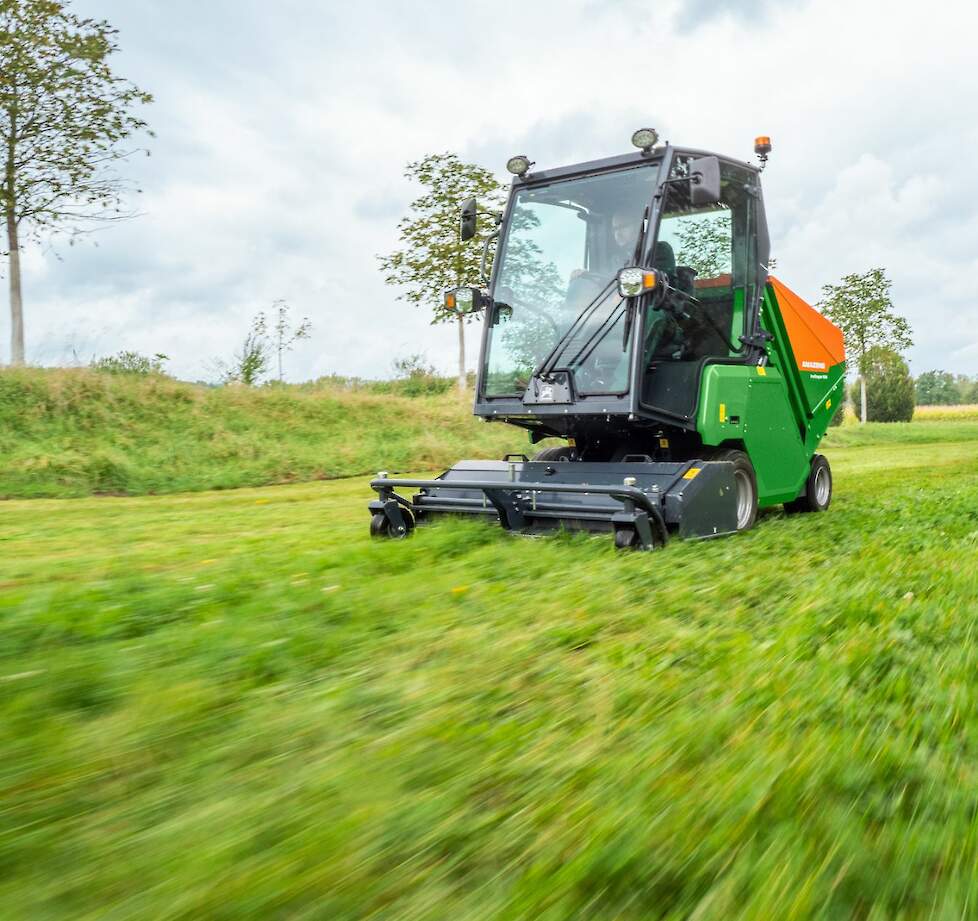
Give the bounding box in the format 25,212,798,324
915,403,978,420
3,420,978,918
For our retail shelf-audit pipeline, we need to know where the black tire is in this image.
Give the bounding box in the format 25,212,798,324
369,507,415,539
533,445,577,462
785,454,832,514
708,449,758,532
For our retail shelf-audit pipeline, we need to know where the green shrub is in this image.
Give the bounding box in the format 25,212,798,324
854,347,915,422
91,351,168,376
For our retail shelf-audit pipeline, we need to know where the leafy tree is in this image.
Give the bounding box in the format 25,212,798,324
915,369,960,406
675,210,732,279
853,346,915,422
1,0,153,365
817,268,912,424
379,152,506,392
270,299,311,382
954,373,975,404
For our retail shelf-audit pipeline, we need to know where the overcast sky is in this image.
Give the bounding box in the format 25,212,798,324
9,0,978,380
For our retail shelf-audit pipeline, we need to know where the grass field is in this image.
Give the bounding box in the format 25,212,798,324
2,418,978,918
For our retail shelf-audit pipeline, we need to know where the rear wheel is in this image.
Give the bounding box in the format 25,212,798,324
533,445,577,462
709,449,758,531
785,455,832,514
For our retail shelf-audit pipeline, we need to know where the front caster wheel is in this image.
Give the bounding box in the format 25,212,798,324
369,508,415,539
614,527,640,550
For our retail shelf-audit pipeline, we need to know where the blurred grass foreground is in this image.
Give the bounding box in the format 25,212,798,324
3,367,978,917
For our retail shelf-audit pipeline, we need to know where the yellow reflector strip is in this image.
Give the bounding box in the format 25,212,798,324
757,365,767,376
659,437,669,448
683,467,701,480
719,402,727,423
826,399,832,409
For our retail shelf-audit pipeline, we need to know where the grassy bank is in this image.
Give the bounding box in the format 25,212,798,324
2,423,978,918
3,367,977,501
0,368,544,498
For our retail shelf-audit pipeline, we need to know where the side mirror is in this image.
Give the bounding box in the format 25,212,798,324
689,156,721,206
459,198,477,241
445,287,485,314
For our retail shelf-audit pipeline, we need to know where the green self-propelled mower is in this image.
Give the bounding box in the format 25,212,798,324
369,132,846,550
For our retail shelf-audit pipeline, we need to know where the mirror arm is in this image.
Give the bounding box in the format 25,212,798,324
480,230,500,285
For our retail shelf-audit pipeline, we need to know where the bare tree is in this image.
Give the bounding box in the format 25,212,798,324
271,299,311,382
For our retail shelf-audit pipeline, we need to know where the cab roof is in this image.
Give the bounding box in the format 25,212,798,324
511,145,760,188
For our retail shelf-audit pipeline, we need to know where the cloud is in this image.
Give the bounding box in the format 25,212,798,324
673,0,810,31
5,0,978,381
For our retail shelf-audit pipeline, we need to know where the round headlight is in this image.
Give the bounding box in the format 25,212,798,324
506,155,531,177
631,128,659,151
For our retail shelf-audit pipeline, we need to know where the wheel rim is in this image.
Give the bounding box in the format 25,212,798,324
813,465,831,506
734,469,754,529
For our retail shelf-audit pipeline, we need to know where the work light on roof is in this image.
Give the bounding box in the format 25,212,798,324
506,155,532,177
631,128,659,152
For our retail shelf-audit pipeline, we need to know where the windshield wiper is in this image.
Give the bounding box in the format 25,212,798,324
533,276,618,378
567,298,627,368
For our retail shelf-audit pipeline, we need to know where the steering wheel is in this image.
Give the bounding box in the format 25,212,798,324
495,286,561,338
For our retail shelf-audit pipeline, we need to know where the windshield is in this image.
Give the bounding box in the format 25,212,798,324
484,164,658,397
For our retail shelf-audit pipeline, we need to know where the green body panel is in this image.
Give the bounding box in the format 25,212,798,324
694,284,845,506
696,364,810,506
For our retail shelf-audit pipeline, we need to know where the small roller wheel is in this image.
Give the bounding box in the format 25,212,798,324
785,455,832,514
369,507,415,539
614,527,640,551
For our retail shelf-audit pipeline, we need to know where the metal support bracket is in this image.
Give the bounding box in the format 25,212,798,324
482,488,526,530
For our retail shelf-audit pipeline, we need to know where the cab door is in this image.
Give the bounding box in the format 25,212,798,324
640,159,757,421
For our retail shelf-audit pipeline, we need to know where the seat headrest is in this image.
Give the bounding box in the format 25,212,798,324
652,241,676,274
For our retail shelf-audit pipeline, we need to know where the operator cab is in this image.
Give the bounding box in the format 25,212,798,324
464,139,770,459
